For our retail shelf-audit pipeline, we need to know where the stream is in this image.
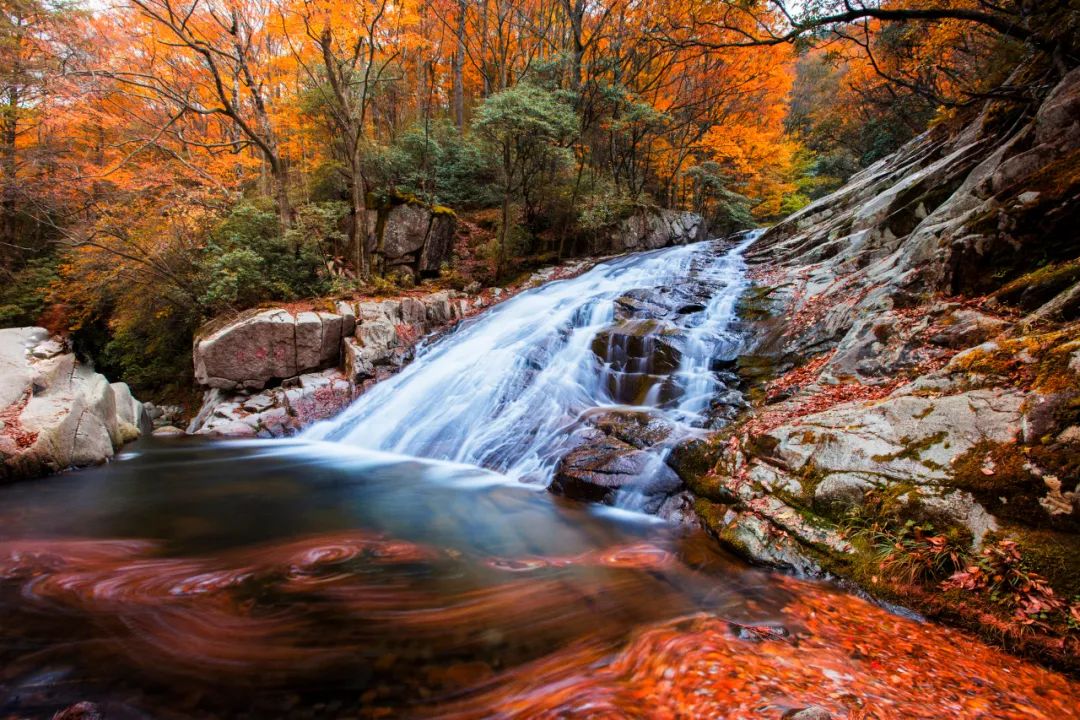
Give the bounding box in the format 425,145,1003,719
0,239,1077,718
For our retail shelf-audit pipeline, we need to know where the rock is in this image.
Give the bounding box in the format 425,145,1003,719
813,472,876,517
609,209,706,252
152,425,186,437
766,389,1023,486
1021,392,1077,445
368,201,456,275
667,436,721,485
194,308,349,390
783,706,832,720
587,409,675,449
927,308,1008,349
188,369,353,437
1,327,144,482
592,319,684,375
111,382,150,441
1058,425,1080,444
550,434,682,504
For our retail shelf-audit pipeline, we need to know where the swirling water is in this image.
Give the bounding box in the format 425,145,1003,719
0,238,1077,718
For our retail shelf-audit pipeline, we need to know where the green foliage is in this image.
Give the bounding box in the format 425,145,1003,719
575,176,636,233
0,254,58,327
196,199,335,315
473,84,579,185
685,162,756,235
377,121,500,209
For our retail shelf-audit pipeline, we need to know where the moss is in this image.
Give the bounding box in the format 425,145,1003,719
870,431,948,466
948,440,1079,530
431,204,457,217
1002,527,1080,599
995,259,1080,310
693,497,730,536
735,285,780,322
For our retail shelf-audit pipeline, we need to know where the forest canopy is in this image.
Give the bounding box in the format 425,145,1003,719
0,0,1075,396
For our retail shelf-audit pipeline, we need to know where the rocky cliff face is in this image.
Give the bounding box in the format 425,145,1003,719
0,328,148,482
685,68,1080,668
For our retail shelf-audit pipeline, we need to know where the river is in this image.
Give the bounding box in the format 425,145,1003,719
0,239,1076,718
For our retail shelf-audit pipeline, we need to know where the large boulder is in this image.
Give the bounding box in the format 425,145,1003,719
607,209,706,253
1,328,146,482
190,290,473,436
193,306,353,390
369,202,456,276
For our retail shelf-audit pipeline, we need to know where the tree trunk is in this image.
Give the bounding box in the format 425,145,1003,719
453,0,466,130
271,160,292,245
498,140,512,282
350,166,369,281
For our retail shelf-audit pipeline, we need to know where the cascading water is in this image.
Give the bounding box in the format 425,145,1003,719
305,232,760,501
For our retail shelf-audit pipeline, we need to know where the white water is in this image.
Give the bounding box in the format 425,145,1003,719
305,234,757,486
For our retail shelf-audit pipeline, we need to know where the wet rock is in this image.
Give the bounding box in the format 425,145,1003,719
588,409,675,449
592,319,684,374
667,436,720,485
550,435,682,504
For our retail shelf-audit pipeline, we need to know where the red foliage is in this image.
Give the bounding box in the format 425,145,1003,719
0,391,38,450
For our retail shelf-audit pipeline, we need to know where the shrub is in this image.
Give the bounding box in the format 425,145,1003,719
0,255,59,327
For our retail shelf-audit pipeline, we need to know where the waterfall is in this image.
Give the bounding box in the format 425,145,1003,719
304,233,758,486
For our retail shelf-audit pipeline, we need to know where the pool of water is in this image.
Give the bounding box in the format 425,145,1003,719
1,439,1076,719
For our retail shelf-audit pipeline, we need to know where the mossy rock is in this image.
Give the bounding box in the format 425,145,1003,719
994,259,1080,311
951,440,1079,531
735,285,780,322
1002,527,1080,599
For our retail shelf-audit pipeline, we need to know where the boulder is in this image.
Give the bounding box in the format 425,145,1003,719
193,308,349,390
550,433,682,505
608,209,706,252
368,202,456,275
187,369,353,438
1,328,144,482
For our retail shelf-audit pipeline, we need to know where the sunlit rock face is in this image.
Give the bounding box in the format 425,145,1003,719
0,327,147,481
193,307,354,391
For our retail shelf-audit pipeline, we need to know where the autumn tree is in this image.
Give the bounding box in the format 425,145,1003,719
282,0,397,279
90,0,294,237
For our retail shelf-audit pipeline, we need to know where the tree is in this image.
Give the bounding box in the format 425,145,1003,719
90,0,294,238
282,0,397,279
473,83,577,279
